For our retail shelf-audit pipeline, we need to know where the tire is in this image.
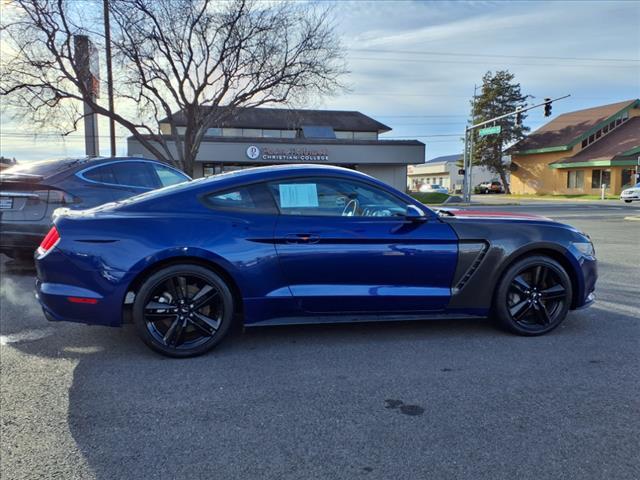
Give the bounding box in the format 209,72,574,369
493,255,572,336
132,264,235,357
624,200,632,203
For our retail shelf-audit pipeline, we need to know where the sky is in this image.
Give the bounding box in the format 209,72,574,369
0,0,639,163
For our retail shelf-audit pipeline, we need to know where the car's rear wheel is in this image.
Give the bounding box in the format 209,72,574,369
132,264,234,357
494,255,572,336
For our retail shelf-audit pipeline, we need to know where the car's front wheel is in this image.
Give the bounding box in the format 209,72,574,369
494,255,572,336
624,199,632,203
132,264,234,357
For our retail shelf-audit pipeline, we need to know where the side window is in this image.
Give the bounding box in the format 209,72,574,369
268,177,407,217
111,162,159,189
153,164,188,187
82,165,117,184
203,184,276,213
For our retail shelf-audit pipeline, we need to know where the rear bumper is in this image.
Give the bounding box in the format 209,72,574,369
35,248,130,327
35,279,114,325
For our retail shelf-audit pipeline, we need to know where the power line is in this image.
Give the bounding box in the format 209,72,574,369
350,48,640,64
350,56,640,69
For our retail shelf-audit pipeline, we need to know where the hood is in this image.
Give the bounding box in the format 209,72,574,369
436,208,553,222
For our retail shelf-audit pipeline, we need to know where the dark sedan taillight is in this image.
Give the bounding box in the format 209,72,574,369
37,226,60,257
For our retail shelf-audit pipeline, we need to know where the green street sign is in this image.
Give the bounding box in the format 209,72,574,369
479,125,501,137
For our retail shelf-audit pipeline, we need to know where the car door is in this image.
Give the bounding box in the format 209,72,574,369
268,176,458,314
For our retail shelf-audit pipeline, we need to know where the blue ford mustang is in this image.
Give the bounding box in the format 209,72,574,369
35,165,597,357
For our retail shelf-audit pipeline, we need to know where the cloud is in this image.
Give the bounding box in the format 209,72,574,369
1,0,638,162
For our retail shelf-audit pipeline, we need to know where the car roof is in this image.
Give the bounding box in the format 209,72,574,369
112,164,414,211
2,156,173,180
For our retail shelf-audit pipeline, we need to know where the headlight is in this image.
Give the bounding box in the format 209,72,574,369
573,241,595,257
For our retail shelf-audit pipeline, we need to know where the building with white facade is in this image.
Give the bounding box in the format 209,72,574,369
407,154,503,193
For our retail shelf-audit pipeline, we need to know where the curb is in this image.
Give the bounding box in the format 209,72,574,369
499,196,618,203
426,202,521,207
623,216,640,222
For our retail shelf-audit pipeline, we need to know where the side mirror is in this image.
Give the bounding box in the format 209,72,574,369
405,205,428,222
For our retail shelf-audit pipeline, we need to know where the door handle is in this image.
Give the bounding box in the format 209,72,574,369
284,233,320,244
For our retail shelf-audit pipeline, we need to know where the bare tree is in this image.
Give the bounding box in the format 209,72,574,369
0,0,346,175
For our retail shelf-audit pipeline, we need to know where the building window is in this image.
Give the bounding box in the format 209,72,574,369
280,130,296,138
222,128,243,137
242,128,261,137
591,169,611,189
566,170,584,189
353,131,378,141
206,128,222,136
580,111,630,150
203,163,224,177
335,131,354,140
262,129,281,138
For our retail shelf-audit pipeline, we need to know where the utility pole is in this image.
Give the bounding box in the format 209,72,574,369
74,35,100,157
103,0,116,157
466,84,478,202
462,94,571,202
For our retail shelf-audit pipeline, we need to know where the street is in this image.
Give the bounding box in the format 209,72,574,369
1,201,639,480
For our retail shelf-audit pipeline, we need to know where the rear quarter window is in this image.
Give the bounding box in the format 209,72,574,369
82,165,118,184
202,184,276,213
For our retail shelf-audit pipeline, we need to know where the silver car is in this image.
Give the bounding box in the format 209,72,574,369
620,181,640,203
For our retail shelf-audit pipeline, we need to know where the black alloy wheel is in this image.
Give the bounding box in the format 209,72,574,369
133,264,234,357
494,255,572,336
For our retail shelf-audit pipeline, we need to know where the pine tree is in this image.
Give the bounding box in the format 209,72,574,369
469,71,530,194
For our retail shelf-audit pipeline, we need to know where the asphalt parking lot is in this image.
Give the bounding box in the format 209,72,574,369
1,201,639,480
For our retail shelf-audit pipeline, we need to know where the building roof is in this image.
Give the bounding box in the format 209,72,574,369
510,99,639,154
424,154,463,164
550,117,640,168
159,107,391,133
128,134,422,147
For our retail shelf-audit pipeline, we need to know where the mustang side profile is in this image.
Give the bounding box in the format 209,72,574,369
35,165,597,357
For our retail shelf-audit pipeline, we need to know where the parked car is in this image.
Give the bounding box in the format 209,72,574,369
620,181,640,203
476,181,505,194
1,157,190,259
419,183,448,194
35,164,597,357
0,156,17,171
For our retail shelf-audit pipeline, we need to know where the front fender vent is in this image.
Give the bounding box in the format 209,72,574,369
453,242,488,293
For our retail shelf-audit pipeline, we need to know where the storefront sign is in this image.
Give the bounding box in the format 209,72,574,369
260,147,329,162
246,145,261,160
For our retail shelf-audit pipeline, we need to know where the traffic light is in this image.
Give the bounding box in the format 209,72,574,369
544,98,552,117
515,107,523,125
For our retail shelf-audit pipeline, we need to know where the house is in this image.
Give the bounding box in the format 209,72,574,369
509,99,640,195
407,154,501,193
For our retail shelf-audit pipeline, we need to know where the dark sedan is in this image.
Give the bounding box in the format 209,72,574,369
0,157,190,259
35,165,597,357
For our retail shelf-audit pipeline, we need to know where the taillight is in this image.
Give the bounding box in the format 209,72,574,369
37,226,60,257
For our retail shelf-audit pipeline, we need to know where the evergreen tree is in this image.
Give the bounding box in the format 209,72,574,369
469,71,530,193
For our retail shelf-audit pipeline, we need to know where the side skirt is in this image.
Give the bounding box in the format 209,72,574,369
246,313,488,328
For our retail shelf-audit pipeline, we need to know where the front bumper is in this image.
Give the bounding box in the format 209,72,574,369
574,254,597,309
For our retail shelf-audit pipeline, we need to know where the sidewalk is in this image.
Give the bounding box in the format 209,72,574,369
470,194,619,205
